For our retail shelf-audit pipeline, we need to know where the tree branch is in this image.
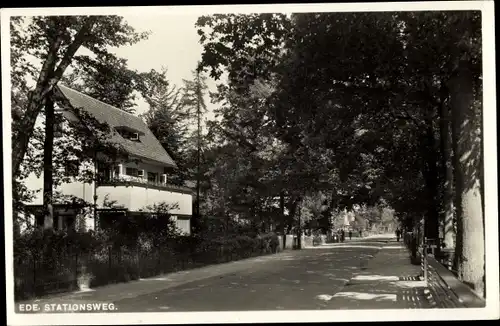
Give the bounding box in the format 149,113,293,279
12,17,99,178
43,16,99,97
216,125,258,152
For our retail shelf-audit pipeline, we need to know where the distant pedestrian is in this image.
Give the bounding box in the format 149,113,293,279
340,229,345,242
348,230,352,240
359,229,363,238
395,228,401,242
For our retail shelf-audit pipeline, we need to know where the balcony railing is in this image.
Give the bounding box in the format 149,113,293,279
97,177,194,195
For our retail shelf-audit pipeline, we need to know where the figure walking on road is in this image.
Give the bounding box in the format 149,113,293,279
395,228,401,242
340,229,345,242
348,230,352,240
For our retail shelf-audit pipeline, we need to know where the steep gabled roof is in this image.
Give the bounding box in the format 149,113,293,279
54,84,177,168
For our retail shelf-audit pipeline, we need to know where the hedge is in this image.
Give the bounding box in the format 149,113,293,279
14,229,280,301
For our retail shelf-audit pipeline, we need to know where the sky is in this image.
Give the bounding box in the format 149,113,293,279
111,14,219,121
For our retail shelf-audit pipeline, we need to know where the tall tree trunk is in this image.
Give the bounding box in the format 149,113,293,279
12,17,97,179
257,199,266,233
286,196,300,235
421,121,440,251
280,191,286,249
43,95,55,230
93,154,98,231
449,59,484,297
222,194,227,236
297,198,302,249
439,99,455,249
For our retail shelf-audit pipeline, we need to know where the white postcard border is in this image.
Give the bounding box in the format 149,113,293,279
2,1,498,324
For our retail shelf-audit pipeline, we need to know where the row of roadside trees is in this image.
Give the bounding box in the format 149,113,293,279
192,11,484,296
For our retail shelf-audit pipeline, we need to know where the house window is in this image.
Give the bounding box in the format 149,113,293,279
130,132,140,141
116,128,141,142
125,167,138,177
147,172,158,183
175,218,191,235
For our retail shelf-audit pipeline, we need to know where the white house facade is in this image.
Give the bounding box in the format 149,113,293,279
20,84,193,235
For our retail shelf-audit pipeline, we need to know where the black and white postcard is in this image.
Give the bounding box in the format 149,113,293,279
2,1,498,325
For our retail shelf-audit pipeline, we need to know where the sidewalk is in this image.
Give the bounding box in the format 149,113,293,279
325,238,434,309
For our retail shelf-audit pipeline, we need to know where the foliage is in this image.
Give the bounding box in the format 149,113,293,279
195,14,300,233
137,67,211,189
98,201,181,249
300,192,330,233
11,15,150,178
62,54,144,113
139,68,191,185
196,15,483,293
196,13,292,83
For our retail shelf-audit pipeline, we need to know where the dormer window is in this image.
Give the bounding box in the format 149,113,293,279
115,126,144,142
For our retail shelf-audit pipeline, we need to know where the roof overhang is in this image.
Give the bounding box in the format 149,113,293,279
97,208,129,213
133,155,178,169
23,203,87,214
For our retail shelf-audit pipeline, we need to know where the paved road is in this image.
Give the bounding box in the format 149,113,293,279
113,238,389,312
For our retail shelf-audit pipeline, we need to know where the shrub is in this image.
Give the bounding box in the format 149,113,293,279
13,228,106,300
258,233,279,253
268,233,280,253
235,235,255,258
313,234,323,246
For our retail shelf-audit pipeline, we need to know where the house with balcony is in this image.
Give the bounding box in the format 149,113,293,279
20,84,193,235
